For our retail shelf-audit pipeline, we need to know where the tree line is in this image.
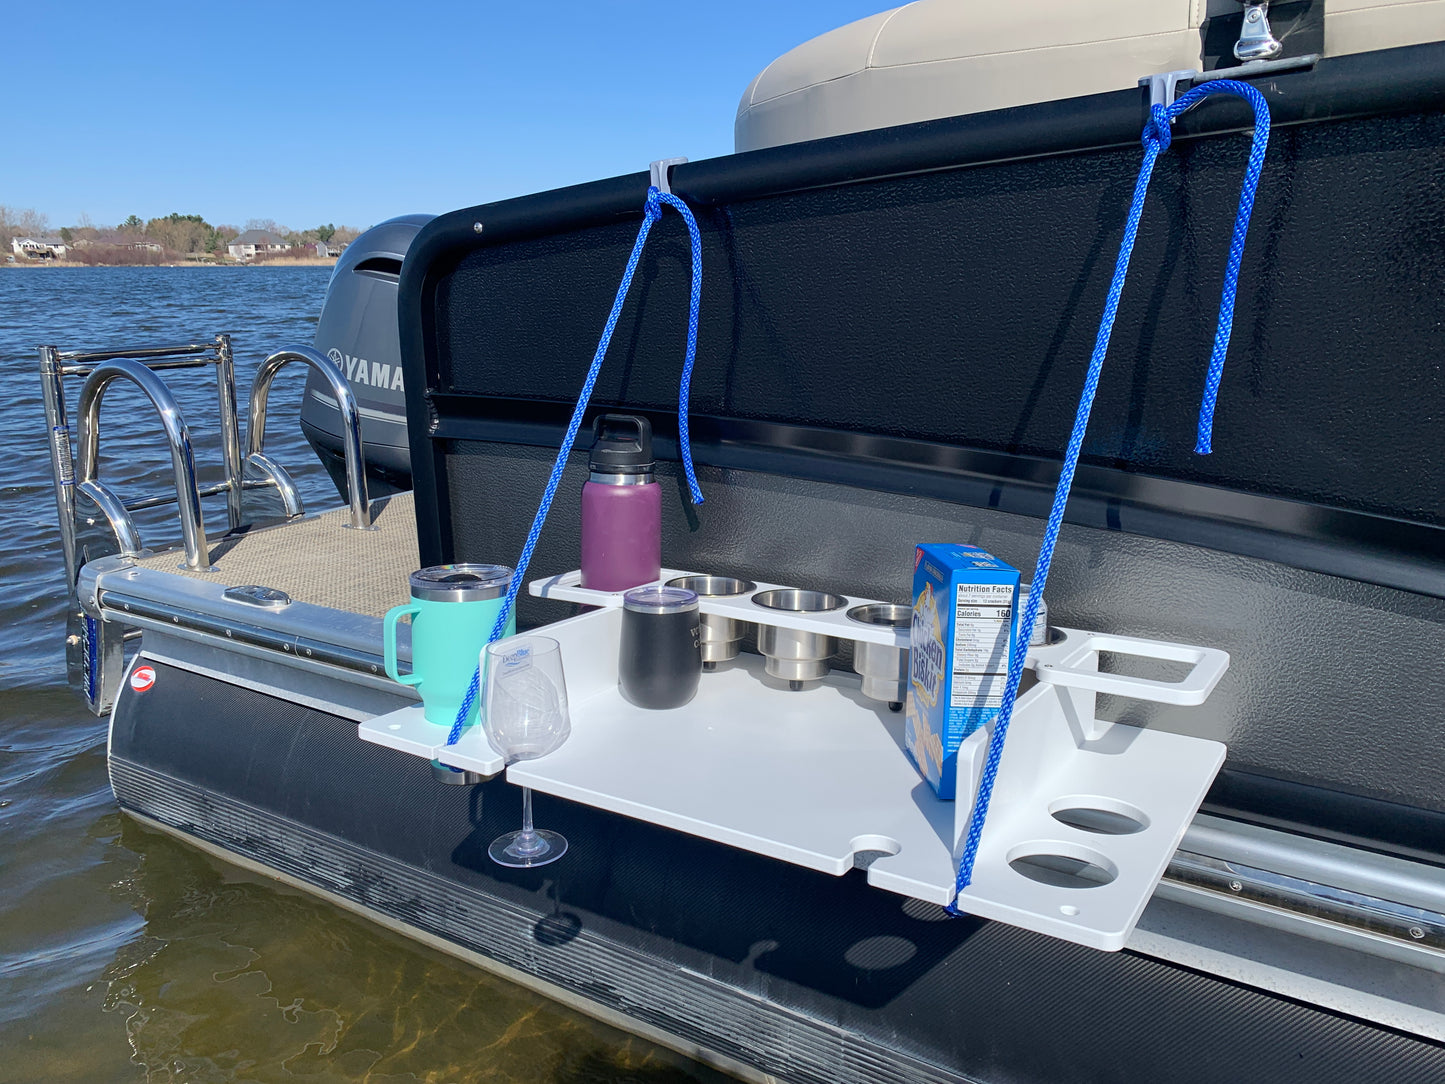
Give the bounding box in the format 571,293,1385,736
2,206,364,262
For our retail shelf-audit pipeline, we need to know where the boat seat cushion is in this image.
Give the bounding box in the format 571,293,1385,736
735,0,1445,150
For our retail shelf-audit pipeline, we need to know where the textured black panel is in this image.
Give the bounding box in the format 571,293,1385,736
398,47,1445,600
431,110,1445,528
111,662,1445,1084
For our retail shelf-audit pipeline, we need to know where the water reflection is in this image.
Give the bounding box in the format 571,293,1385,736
94,819,723,1084
0,269,723,1084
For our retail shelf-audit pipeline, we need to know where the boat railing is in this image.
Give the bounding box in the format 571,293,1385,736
247,346,372,530
39,335,244,587
73,359,213,571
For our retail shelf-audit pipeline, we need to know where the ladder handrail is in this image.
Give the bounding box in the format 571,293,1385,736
58,340,219,370
247,346,372,530
74,359,212,571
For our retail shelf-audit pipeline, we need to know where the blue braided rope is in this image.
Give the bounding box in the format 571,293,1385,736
444,187,704,745
655,190,706,504
1167,82,1271,454
949,81,1270,908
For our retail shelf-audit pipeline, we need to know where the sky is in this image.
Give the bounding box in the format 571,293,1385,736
8,1,889,232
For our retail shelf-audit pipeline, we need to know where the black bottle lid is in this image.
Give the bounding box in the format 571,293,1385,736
588,414,654,473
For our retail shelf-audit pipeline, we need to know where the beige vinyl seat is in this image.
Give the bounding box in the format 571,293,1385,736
735,0,1445,151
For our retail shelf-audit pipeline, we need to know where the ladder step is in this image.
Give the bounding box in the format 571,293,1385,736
121,478,275,513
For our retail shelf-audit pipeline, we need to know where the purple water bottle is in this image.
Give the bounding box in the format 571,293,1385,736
580,415,662,592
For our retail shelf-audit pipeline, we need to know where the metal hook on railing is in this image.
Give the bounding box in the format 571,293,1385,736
649,156,688,196
1139,69,1199,111
247,346,374,530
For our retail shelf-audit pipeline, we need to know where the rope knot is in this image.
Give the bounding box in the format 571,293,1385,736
644,187,664,222
1142,104,1172,151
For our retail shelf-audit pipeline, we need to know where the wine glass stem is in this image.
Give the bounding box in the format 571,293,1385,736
507,787,546,858
521,786,535,838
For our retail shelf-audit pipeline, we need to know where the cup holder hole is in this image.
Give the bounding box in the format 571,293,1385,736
666,575,756,597
1048,796,1149,836
846,603,911,628
752,588,846,613
1006,843,1117,890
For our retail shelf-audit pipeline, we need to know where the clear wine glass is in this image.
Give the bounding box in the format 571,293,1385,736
481,635,571,867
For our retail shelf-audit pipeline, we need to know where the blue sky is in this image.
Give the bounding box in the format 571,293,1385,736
10,1,887,232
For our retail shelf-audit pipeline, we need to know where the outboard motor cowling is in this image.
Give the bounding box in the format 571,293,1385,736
300,213,433,496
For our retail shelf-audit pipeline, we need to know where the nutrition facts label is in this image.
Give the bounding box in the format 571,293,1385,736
951,582,1014,708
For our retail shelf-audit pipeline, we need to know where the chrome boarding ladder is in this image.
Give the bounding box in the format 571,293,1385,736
38,336,371,714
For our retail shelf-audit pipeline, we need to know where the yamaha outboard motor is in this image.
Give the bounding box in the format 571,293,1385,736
300,213,433,496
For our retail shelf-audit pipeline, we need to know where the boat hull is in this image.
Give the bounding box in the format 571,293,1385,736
110,658,1445,1083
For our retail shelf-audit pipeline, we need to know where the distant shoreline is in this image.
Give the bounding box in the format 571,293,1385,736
2,257,337,269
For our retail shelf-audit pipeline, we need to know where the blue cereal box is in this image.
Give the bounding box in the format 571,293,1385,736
905,543,1020,799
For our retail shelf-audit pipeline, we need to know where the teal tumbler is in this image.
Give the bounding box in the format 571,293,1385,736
383,564,516,729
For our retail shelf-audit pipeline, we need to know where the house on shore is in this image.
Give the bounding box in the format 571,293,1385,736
315,239,348,259
69,236,164,254
11,237,69,259
227,229,292,261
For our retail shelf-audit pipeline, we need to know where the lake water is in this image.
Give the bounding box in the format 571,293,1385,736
0,267,719,1083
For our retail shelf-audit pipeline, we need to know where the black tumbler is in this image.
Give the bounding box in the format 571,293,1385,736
618,586,702,709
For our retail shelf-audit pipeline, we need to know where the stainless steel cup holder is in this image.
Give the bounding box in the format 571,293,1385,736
750,589,847,689
846,603,911,710
666,575,758,669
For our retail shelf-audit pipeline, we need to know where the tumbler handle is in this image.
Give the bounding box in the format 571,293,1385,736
383,603,424,686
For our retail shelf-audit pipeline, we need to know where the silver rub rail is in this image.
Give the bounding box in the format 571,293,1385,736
97,588,387,676
1168,851,1444,949
248,346,373,530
